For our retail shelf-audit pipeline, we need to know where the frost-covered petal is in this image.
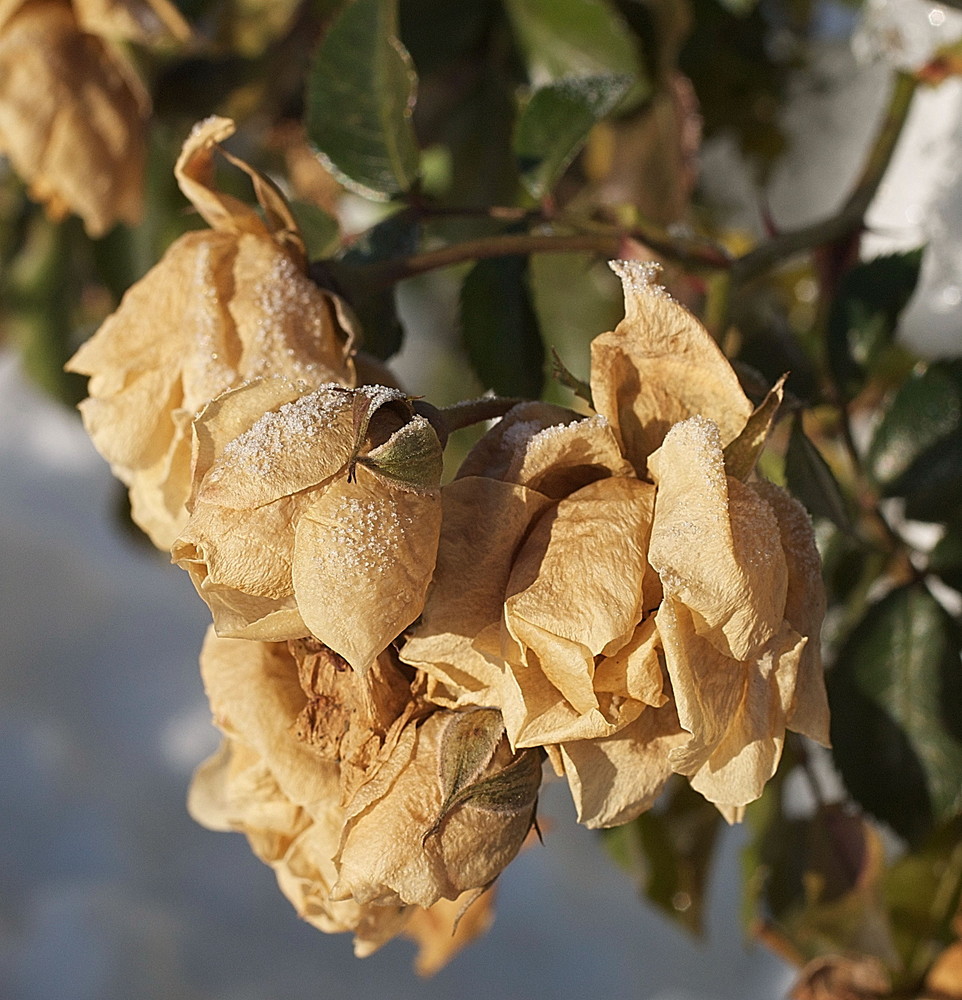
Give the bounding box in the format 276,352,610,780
648,415,787,661
196,384,357,510
590,261,753,473
293,467,442,674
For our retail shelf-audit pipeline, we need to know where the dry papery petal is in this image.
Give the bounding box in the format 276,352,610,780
647,415,788,662
502,476,657,745
559,697,686,828
0,0,147,236
590,261,753,475
657,599,806,812
333,709,541,910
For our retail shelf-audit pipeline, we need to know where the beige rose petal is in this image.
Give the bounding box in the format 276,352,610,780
505,476,656,702
293,466,442,674
196,384,356,510
648,415,787,661
559,702,685,828
197,631,340,809
174,496,295,599
500,651,644,748
402,476,553,704
174,116,267,236
455,401,583,482
404,890,496,977
590,261,752,473
658,601,804,809
754,480,831,746
75,366,181,469
0,0,146,236
503,414,636,498
189,377,309,492
593,615,666,707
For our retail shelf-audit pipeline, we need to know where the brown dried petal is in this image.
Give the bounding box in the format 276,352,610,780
754,479,831,746
73,0,192,43
559,700,685,828
293,465,442,674
648,416,788,661
196,384,357,510
504,476,656,718
590,261,752,474
0,0,146,235
658,600,804,810
402,476,553,706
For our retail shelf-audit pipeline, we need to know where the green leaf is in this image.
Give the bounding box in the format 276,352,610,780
305,0,420,200
785,416,852,532
865,361,962,521
502,0,643,86
827,583,962,845
601,779,723,935
317,210,421,358
827,249,923,398
460,255,545,397
867,361,962,491
929,521,962,592
514,74,632,199
883,815,962,988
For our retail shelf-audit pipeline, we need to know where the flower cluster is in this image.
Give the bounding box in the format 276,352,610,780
68,119,829,969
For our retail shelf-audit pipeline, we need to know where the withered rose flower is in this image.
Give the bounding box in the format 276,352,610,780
0,0,150,236
172,379,444,674
189,629,538,966
67,117,358,548
403,260,830,825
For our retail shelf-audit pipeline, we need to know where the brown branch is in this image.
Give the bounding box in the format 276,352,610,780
731,72,918,285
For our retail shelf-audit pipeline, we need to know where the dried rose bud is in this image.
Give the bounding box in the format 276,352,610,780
67,117,357,548
0,0,148,235
172,380,443,673
333,707,542,909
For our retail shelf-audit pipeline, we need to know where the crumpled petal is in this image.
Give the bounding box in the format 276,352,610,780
658,600,805,810
402,476,553,706
73,0,192,43
590,261,753,474
753,479,830,746
66,117,356,548
648,415,788,661
503,476,655,735
559,699,686,828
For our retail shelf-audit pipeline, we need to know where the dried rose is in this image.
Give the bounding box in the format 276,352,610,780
189,629,531,966
403,261,829,825
172,379,443,673
0,0,148,235
67,117,357,549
